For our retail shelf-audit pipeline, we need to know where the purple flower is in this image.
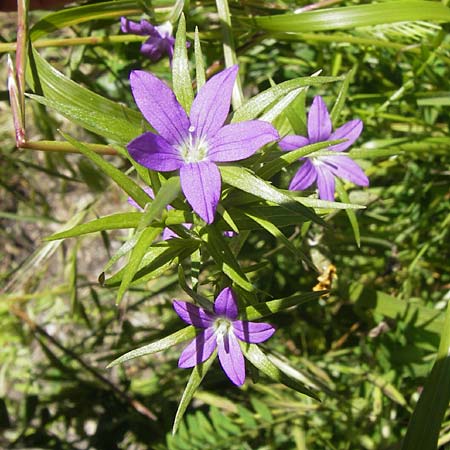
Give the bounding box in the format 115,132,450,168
121,17,175,62
279,96,368,201
173,287,275,386
127,65,279,223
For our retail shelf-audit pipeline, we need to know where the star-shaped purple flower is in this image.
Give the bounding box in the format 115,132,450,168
121,17,175,62
279,96,369,201
173,287,276,386
126,65,279,223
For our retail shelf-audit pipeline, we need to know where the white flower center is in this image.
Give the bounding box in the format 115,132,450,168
177,128,209,163
214,318,232,341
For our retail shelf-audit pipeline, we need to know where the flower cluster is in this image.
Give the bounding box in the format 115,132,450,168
121,23,369,385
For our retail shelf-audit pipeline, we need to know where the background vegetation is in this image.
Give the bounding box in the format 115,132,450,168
1,0,449,449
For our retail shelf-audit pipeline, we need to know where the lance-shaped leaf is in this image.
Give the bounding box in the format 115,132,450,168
116,226,162,304
45,212,142,241
172,13,194,112
27,50,142,144
204,224,254,292
104,239,200,287
107,326,196,368
220,165,324,225
243,291,324,321
240,343,319,400
251,1,450,33
30,0,141,40
173,352,216,434
231,76,343,123
60,133,149,208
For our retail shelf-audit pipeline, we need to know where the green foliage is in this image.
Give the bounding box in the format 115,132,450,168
1,0,449,449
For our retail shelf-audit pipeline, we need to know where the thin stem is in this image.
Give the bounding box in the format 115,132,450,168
215,0,244,109
7,56,26,146
0,35,146,53
20,140,118,155
16,0,29,134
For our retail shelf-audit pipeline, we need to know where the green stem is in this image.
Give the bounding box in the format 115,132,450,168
215,0,244,109
20,140,117,155
16,0,29,133
0,35,146,53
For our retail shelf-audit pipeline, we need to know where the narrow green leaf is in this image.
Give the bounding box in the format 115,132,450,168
172,352,216,434
402,300,450,450
30,0,141,40
45,212,142,241
243,291,324,320
220,165,323,225
241,343,319,400
291,195,365,211
244,211,314,268
284,86,308,135
137,176,181,230
107,326,196,368
335,179,360,247
172,14,194,113
178,266,213,310
61,133,150,208
27,50,142,144
104,239,200,287
116,226,162,304
252,1,450,33
330,68,354,126
231,76,343,123
205,225,254,292
260,87,305,125
194,27,206,90
257,138,346,180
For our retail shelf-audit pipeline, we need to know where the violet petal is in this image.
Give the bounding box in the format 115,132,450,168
316,165,335,201
128,186,154,211
130,70,190,146
233,320,276,343
279,134,310,151
308,96,332,143
121,17,147,35
289,159,317,191
127,132,184,172
162,228,179,240
189,66,238,140
140,19,159,37
180,161,221,224
217,332,246,386
178,328,217,368
323,155,369,187
173,301,215,328
140,37,166,62
208,120,279,162
328,119,363,152
214,287,238,320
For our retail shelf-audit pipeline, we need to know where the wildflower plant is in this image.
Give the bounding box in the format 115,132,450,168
5,0,450,447
40,12,370,430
